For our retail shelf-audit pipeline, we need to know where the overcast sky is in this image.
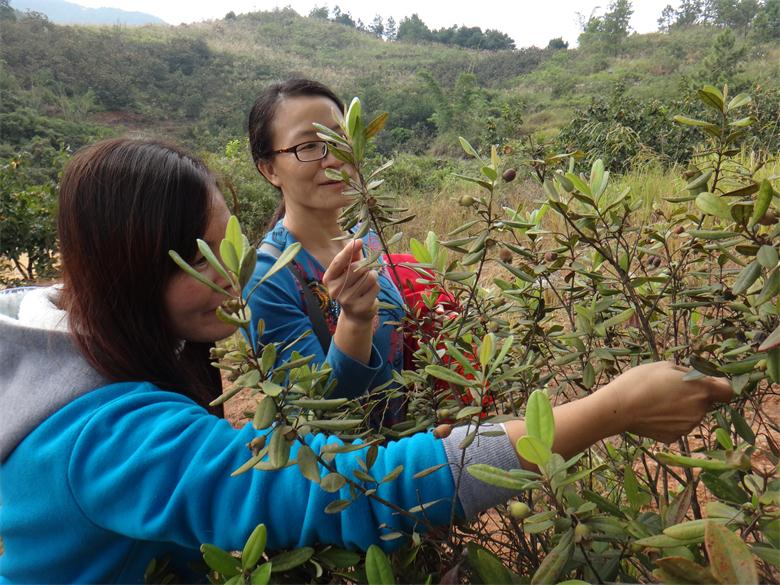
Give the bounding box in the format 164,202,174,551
66,0,682,48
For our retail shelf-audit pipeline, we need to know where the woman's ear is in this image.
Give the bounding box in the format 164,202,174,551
257,160,281,188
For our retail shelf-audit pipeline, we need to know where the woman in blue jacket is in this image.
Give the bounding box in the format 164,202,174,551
245,80,408,421
0,137,731,583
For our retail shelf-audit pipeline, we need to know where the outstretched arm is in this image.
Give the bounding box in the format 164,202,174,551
502,361,734,467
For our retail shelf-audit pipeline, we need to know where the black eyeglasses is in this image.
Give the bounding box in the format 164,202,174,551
269,140,329,162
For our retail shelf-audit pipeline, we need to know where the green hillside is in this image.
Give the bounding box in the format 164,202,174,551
2,2,779,158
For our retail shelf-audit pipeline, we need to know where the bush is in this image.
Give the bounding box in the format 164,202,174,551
187,88,778,584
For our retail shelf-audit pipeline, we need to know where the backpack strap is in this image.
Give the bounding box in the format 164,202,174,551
258,243,332,353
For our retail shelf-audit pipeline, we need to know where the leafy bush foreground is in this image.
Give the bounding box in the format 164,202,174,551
167,85,780,585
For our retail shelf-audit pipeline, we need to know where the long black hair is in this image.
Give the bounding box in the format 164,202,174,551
58,138,224,415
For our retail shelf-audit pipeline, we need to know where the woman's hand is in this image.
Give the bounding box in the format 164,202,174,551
323,238,380,324
322,239,380,364
503,361,733,469
605,361,734,443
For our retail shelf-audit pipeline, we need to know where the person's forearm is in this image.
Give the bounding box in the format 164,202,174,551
333,313,373,364
503,382,627,469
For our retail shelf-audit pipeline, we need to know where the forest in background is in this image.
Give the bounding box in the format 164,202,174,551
2,0,780,279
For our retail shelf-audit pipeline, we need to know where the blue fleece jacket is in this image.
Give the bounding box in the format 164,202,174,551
0,382,455,582
245,221,405,400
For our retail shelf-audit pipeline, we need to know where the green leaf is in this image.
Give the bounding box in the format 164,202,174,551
768,347,780,383
253,398,277,430
698,85,724,112
307,419,363,431
654,556,716,584
250,562,272,585
201,543,241,576
479,332,495,371
219,239,239,273
458,136,481,161
268,426,290,468
409,238,431,264
757,245,778,269
688,230,739,240
655,452,737,471
324,499,352,514
531,529,574,585
320,472,346,493
424,364,472,386
468,544,513,585
296,444,321,483
695,192,732,221
365,111,388,139
380,465,404,484
242,524,267,570
516,435,551,467
366,544,395,585
317,547,361,569
704,522,759,585
731,261,762,295
169,250,231,296
258,242,302,285
525,389,554,449
269,547,314,573
466,464,539,490
673,115,720,131
759,321,780,352
727,93,751,111
260,343,277,375
750,179,775,227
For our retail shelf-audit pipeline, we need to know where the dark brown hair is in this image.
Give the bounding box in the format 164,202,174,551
58,138,223,414
247,79,343,227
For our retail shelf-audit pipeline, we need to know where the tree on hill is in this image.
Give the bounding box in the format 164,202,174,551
368,14,384,38
579,0,634,53
397,14,433,43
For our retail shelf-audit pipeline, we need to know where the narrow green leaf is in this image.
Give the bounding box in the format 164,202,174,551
296,444,320,483
731,261,761,295
750,179,774,227
424,364,472,386
525,389,554,449
258,242,302,285
269,547,314,573
268,426,290,468
324,499,351,514
169,250,231,296
250,562,272,585
458,136,481,161
242,524,267,570
531,529,574,585
479,332,495,371
466,464,539,490
468,544,513,585
655,556,716,584
655,452,737,471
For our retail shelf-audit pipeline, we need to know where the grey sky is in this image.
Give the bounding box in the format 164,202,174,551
67,0,682,48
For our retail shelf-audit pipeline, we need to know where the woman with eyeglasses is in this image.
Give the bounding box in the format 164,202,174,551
246,79,407,421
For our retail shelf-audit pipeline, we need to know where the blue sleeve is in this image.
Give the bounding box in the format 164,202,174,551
67,386,457,552
245,252,384,399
